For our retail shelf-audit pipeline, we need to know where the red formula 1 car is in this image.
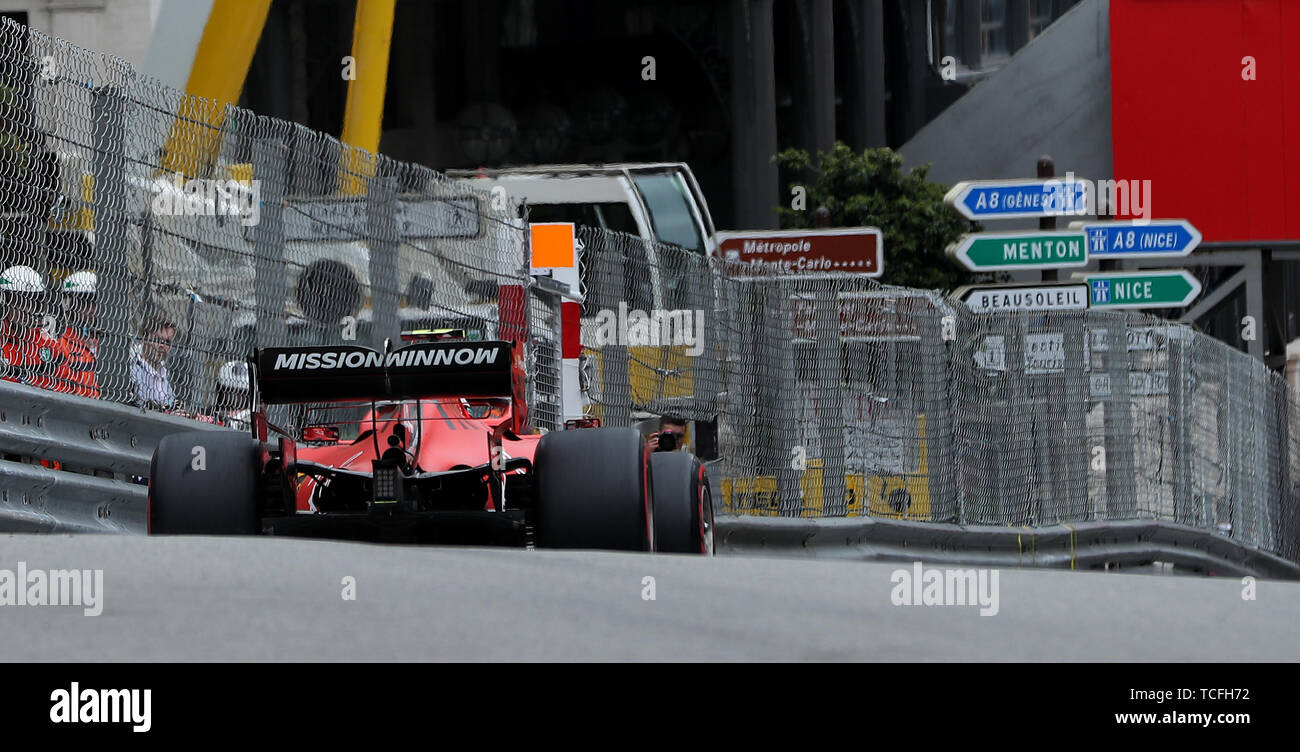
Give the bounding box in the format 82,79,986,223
147,332,713,553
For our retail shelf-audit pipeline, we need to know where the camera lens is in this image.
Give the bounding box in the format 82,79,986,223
657,432,678,451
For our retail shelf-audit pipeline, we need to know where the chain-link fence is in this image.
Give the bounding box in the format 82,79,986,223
1,21,1296,565
0,19,542,429
575,227,1300,565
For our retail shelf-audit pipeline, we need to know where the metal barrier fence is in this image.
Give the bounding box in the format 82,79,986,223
5,376,1297,579
575,229,1300,566
0,19,557,431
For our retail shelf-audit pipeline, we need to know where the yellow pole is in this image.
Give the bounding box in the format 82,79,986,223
160,0,273,178
338,0,396,195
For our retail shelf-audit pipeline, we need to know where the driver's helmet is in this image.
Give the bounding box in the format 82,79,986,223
459,398,501,419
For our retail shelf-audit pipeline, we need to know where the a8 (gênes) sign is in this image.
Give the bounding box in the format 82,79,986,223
944,178,1090,220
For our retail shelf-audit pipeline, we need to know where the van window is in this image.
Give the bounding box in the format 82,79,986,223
631,172,705,255
526,202,639,235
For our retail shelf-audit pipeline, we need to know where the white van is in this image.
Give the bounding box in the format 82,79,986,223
446,163,717,258
448,163,722,436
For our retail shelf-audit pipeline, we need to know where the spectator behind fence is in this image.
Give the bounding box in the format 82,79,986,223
0,264,60,389
131,313,176,410
54,270,99,398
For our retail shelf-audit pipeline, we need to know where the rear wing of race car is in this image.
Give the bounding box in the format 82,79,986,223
253,340,515,404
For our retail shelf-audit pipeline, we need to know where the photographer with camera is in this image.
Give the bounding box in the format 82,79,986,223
647,414,690,454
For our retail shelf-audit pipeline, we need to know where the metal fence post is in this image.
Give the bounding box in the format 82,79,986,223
90,83,134,405
367,171,400,348
730,279,765,512
249,129,288,350
950,310,975,525
1168,334,1193,524
765,282,801,515
1003,313,1029,524
923,300,955,522
1222,356,1241,537
1103,312,1136,518
1274,372,1294,559
689,257,719,420
1244,364,1269,547
1061,310,1090,520
813,284,846,515
593,233,630,427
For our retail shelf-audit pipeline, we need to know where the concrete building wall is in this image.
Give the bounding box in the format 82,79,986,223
1,0,162,66
899,0,1111,198
140,0,212,89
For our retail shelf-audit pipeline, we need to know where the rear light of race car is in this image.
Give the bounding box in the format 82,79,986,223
371,459,404,505
564,418,601,430
302,425,340,443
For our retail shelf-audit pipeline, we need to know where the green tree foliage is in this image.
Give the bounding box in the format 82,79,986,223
775,142,988,290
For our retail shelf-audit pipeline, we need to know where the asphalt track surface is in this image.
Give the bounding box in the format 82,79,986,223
1,533,1297,661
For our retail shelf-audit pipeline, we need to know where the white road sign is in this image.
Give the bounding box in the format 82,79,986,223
1090,371,1170,398
956,283,1090,313
975,333,1065,375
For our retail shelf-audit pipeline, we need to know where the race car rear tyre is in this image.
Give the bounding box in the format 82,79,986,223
534,427,653,552
149,431,263,535
650,452,714,555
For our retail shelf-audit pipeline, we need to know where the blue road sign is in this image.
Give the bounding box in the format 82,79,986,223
1070,219,1201,258
944,178,1090,221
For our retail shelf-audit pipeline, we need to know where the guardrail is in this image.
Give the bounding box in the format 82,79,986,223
715,515,1300,580
0,380,229,534
5,379,1298,579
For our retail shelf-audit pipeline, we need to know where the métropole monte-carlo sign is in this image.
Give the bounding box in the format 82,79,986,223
716,227,884,278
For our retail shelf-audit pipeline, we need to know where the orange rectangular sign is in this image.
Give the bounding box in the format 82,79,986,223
530,222,576,269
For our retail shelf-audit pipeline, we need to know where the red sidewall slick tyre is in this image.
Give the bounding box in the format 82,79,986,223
650,452,714,555
534,427,653,552
149,431,262,535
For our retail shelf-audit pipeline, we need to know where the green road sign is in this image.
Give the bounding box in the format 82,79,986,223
946,230,1089,271
1072,270,1202,309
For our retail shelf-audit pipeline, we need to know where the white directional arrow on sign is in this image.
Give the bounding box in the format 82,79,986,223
954,282,1090,313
